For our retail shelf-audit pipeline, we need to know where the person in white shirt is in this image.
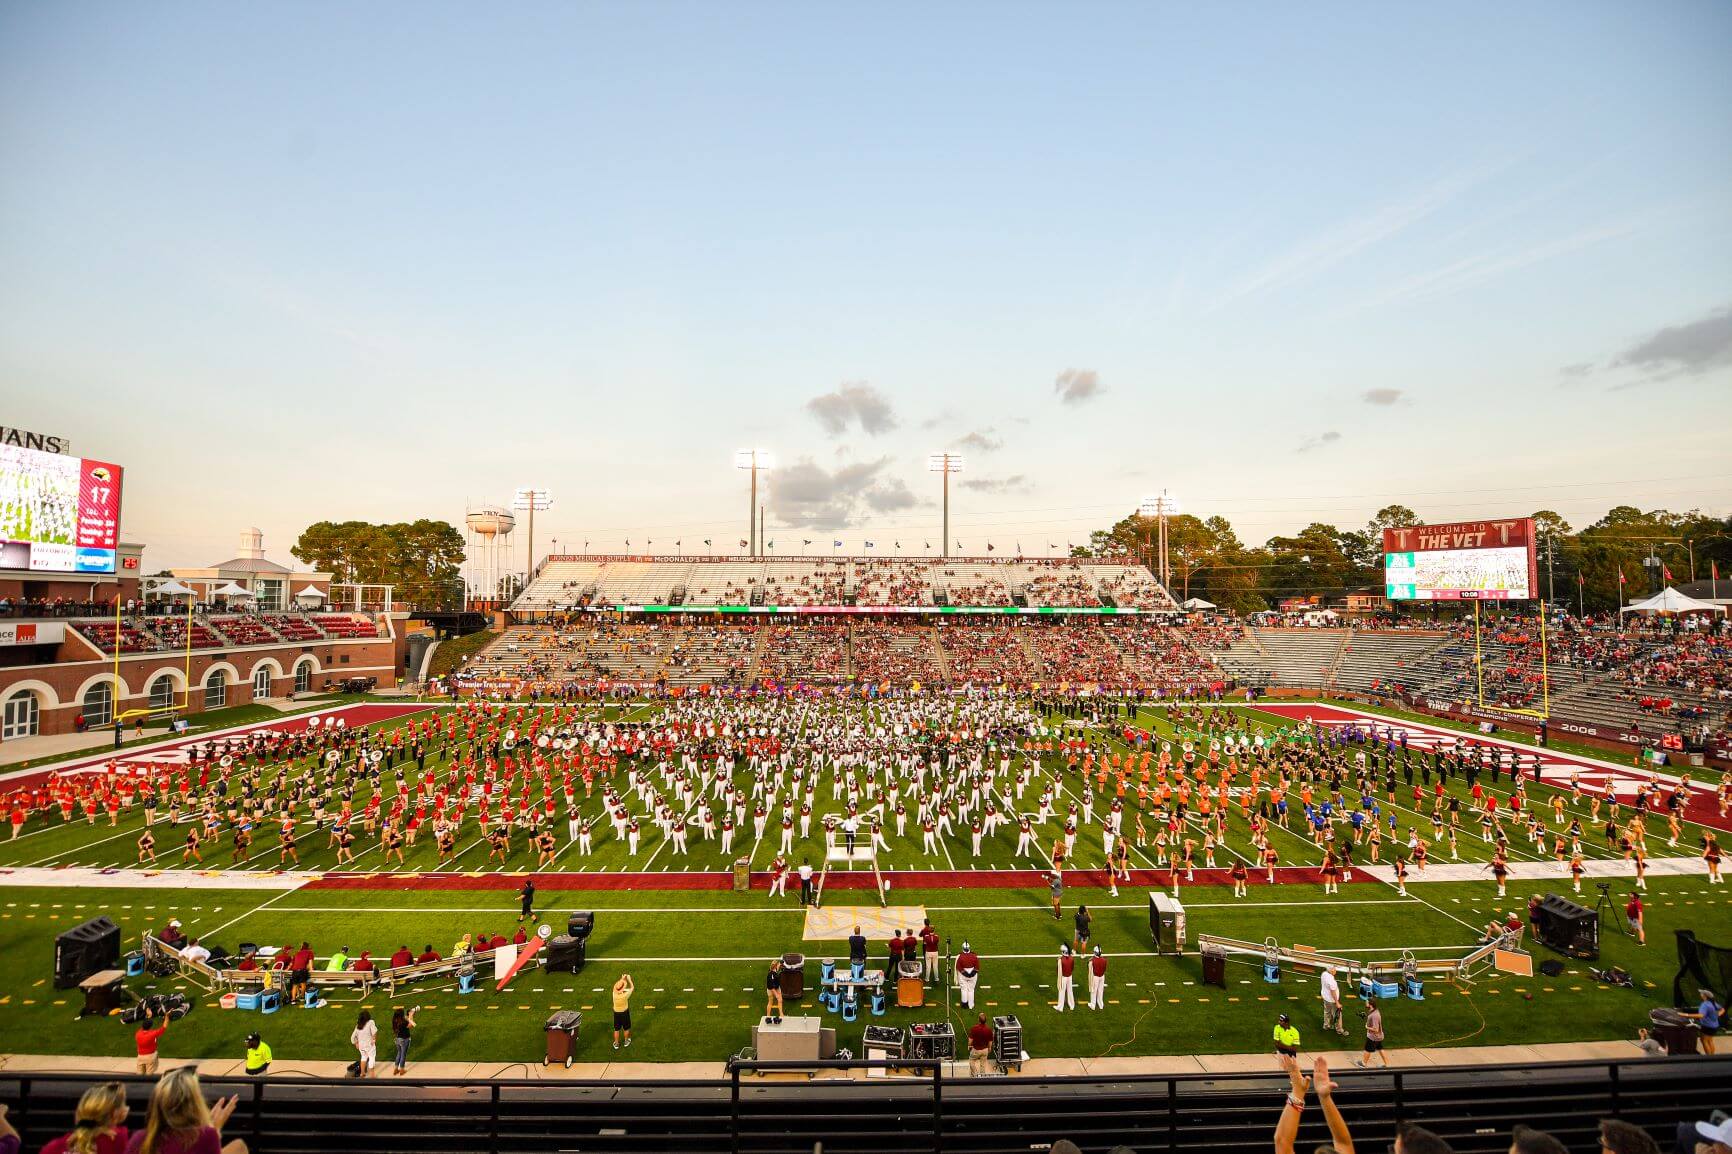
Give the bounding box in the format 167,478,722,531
350,1008,378,1077
178,938,211,966
1320,965,1348,1036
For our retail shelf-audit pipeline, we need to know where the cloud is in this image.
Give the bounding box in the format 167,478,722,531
953,428,1003,453
1612,306,1732,379
1297,431,1342,454
919,409,957,430
1053,369,1102,405
1559,362,1595,379
959,474,1032,495
863,477,918,512
768,456,916,528
1361,388,1403,406
805,381,898,436
1356,219,1641,312
1210,171,1479,311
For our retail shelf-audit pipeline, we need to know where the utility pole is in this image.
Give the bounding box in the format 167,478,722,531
734,450,774,558
927,453,965,558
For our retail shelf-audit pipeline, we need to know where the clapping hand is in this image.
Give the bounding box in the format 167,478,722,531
210,1095,239,1131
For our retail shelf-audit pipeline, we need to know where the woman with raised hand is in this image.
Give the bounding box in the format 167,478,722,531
124,1067,246,1154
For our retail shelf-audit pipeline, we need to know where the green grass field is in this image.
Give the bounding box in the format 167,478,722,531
1,699,1727,1069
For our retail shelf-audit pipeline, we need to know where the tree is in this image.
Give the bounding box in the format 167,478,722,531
292,519,467,609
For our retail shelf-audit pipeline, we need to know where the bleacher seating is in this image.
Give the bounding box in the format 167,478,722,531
312,614,380,638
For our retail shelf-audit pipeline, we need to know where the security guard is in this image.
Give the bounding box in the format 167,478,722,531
1273,1013,1301,1061
245,1031,273,1076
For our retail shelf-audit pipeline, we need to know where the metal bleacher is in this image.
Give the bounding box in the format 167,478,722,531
1,1055,1717,1154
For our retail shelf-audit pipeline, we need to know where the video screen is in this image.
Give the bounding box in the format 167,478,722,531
1385,546,1532,600
0,443,124,574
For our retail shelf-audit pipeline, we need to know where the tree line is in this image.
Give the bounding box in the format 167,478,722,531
291,520,468,610
1073,505,1732,616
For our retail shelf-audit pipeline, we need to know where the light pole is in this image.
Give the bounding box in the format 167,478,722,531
512,487,551,588
1139,491,1180,592
927,453,965,558
1686,534,1731,584
734,450,774,558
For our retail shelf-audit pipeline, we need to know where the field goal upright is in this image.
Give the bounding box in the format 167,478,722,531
1472,596,1551,721
816,827,886,908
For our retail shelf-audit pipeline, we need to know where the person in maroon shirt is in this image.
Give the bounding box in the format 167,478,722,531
966,1013,995,1076
351,951,375,973
489,933,507,949
512,927,528,946
920,921,940,982
41,1081,131,1154
955,942,981,1009
389,946,414,970
289,942,315,1004
887,930,905,968
416,944,442,964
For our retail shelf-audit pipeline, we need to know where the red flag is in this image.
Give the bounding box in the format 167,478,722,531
1662,565,1673,582
1715,561,1721,581
1577,573,1584,585
1617,568,1626,585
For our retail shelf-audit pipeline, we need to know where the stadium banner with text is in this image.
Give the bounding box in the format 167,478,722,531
0,441,125,575
595,604,1170,615
1382,518,1537,602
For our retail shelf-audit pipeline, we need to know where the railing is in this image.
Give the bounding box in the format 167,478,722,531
0,1055,1722,1154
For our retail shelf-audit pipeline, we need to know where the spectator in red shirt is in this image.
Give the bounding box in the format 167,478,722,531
512,928,528,946
415,944,442,964
351,951,375,973
489,933,507,949
389,946,414,970
41,1080,130,1154
289,943,315,1004
134,1016,168,1076
966,1014,995,1076
234,955,257,973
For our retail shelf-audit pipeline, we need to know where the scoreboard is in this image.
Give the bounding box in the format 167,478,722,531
1383,518,1537,601
0,441,125,575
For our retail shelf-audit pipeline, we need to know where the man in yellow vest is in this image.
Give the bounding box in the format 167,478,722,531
245,1031,273,1076
1273,1013,1301,1063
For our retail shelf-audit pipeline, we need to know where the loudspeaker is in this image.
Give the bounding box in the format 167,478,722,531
55,917,121,989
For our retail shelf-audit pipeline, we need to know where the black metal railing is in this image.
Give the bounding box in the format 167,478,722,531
0,1055,1720,1154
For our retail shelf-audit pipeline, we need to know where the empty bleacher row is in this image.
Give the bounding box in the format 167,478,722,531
509,557,1180,613
70,612,381,655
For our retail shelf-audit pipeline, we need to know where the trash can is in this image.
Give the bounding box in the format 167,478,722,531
733,856,752,892
1649,1007,1699,1055
779,953,805,1000
544,1010,582,1067
1202,945,1227,989
545,934,585,974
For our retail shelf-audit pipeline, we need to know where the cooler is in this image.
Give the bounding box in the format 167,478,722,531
1149,892,1186,954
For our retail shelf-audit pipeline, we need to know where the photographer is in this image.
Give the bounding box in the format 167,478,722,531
391,1006,419,1075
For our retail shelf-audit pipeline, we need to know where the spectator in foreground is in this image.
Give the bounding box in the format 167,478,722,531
124,1067,246,1154
1273,1056,1351,1154
1689,1117,1732,1154
1595,1118,1660,1154
1510,1124,1570,1154
39,1080,130,1154
0,1102,18,1154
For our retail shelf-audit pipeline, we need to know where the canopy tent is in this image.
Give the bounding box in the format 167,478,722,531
1620,586,1727,615
213,581,251,598
1180,597,1218,611
293,586,327,602
152,580,196,597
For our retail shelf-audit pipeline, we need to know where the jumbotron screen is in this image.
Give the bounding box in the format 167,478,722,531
1383,518,1537,601
0,443,124,574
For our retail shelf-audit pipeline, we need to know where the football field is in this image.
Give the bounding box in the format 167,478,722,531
1,698,1726,1070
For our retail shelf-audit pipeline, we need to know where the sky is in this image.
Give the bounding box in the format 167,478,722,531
2,0,1730,573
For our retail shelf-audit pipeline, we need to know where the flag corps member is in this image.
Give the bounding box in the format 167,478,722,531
955,941,981,1009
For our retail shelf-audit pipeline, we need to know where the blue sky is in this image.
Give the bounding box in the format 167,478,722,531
2,0,1729,568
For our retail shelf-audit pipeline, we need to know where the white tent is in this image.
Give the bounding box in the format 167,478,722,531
153,580,196,597
1620,586,1727,615
214,581,250,598
1181,597,1218,611
294,586,327,603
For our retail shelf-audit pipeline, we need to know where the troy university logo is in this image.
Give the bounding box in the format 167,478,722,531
1387,519,1523,552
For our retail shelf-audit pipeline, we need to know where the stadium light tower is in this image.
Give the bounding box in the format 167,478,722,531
1139,490,1180,591
512,487,552,587
734,450,774,558
928,452,964,558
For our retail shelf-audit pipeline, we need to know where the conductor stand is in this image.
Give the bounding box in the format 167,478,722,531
818,824,886,907
1593,883,1629,936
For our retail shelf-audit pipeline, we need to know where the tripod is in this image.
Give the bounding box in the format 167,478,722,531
1593,884,1629,935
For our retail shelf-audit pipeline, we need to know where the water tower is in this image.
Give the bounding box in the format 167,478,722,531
465,506,517,605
